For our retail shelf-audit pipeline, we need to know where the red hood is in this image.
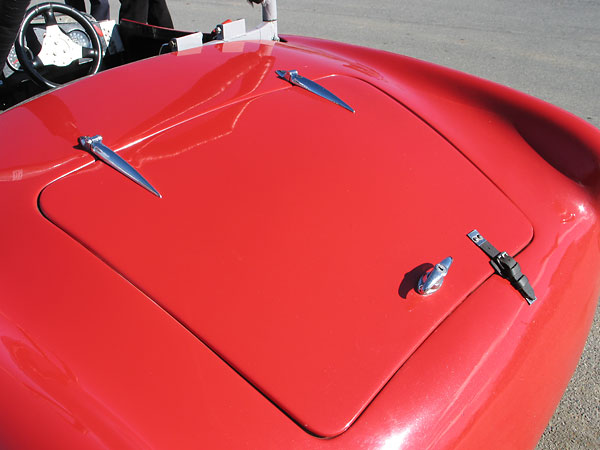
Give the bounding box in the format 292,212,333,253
38,68,532,437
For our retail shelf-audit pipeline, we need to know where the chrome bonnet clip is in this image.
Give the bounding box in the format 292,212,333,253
275,69,355,113
78,135,162,198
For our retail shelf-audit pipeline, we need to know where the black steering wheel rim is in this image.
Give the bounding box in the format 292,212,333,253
14,2,103,89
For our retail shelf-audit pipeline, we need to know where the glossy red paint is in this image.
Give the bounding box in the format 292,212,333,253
0,36,599,449
39,75,532,437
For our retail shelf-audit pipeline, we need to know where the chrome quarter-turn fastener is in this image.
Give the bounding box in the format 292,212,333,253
417,256,453,296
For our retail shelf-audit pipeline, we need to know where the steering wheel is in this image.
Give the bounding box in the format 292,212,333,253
14,2,103,89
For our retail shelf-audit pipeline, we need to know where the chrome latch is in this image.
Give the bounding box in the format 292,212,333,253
417,256,453,296
275,69,355,113
78,135,162,198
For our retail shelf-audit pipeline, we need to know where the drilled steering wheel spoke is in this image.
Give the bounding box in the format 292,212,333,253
42,8,58,26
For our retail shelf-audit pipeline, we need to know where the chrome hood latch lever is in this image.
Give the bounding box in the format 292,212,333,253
78,135,162,198
275,69,355,113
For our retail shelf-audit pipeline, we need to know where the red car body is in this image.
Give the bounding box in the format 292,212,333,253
1,34,599,449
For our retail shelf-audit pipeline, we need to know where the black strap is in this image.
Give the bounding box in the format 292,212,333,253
467,230,536,305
